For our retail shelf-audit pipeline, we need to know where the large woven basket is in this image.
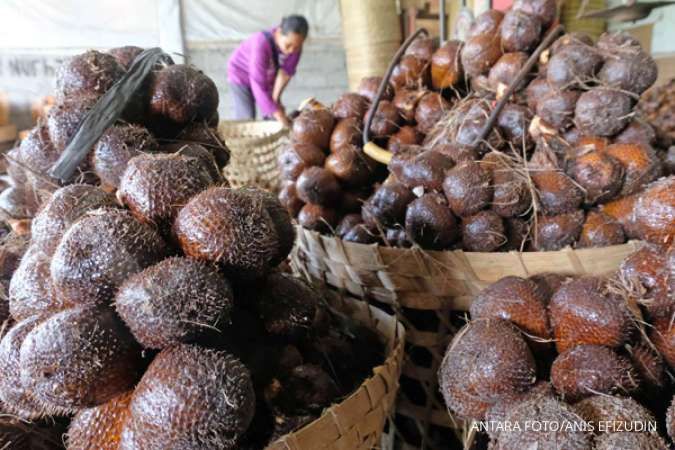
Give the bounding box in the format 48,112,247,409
218,120,289,191
291,226,643,448
268,291,405,450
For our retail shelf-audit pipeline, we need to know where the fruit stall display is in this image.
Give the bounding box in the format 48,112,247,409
439,243,674,448
0,48,405,450
283,0,674,447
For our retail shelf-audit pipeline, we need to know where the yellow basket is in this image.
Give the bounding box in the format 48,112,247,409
218,120,289,191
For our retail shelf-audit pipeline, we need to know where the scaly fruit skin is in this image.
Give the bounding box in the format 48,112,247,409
67,391,133,450
30,184,118,255
574,394,658,435
9,244,65,321
174,187,288,280
470,276,550,341
550,345,639,402
118,152,216,231
631,177,674,247
651,316,675,370
494,395,591,450
438,319,537,421
549,277,634,353
19,306,143,413
50,208,168,306
577,210,625,248
120,344,255,450
667,395,674,442
595,432,668,450
0,316,46,419
55,50,124,98
115,256,234,349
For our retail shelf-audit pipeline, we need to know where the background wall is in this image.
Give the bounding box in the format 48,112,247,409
0,0,349,129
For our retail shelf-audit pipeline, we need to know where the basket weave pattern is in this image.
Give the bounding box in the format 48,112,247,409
268,293,405,450
291,225,642,447
218,120,289,191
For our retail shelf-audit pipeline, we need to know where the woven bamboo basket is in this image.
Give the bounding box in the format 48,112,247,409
218,120,289,191
291,226,643,448
267,291,405,450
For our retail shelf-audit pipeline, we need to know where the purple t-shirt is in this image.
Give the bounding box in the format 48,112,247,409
228,27,302,116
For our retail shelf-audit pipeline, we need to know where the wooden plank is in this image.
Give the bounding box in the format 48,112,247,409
0,125,17,143
0,92,8,126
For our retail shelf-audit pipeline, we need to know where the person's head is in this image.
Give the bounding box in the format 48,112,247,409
275,15,308,55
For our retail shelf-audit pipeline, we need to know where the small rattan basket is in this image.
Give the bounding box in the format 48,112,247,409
218,120,289,191
268,291,405,450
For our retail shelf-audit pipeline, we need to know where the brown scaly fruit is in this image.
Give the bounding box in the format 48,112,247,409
389,148,455,192
325,144,376,188
626,340,667,389
356,76,393,103
404,193,458,250
594,432,668,450
602,143,662,196
431,40,464,90
485,382,554,440
392,88,425,123
331,92,369,121
388,125,422,153
631,177,674,247
46,93,99,153
492,395,591,450
108,45,144,69
574,88,633,137
577,210,626,248
567,149,624,205
67,391,133,450
362,181,414,228
598,46,657,95
439,319,537,421
482,152,531,218
531,171,583,215
30,184,117,255
512,0,557,27
488,52,529,94
250,273,326,342
525,77,553,111
461,33,503,77
546,43,602,89
470,276,551,342
618,244,669,316
147,64,219,130
462,210,506,252
0,316,46,418
415,92,451,135
118,152,217,231
297,204,338,233
614,119,657,147
390,55,430,91
295,166,341,206
532,210,585,251
171,122,231,169
536,89,581,131
174,187,291,280
277,181,303,217
292,108,336,149
468,10,504,38
500,10,542,53
0,233,30,321
277,142,326,181
50,208,168,306
529,272,570,303
9,244,64,321
55,50,124,98
549,277,635,352
496,103,533,149
650,316,674,370
119,344,255,450
443,160,493,217
266,364,338,415
19,306,143,413
574,394,659,438
329,117,361,153
91,124,159,190
600,194,639,238
115,257,234,349
551,344,639,401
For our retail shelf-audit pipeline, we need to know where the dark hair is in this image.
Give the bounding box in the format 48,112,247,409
281,15,309,38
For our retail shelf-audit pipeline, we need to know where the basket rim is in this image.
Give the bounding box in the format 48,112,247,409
294,224,643,261
266,293,406,450
218,119,288,139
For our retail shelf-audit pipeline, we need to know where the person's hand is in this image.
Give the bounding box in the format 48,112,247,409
273,110,292,128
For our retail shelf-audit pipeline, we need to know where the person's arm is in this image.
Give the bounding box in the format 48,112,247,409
248,36,290,126
272,69,291,105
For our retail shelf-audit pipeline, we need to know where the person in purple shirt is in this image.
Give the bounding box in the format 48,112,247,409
227,15,308,127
